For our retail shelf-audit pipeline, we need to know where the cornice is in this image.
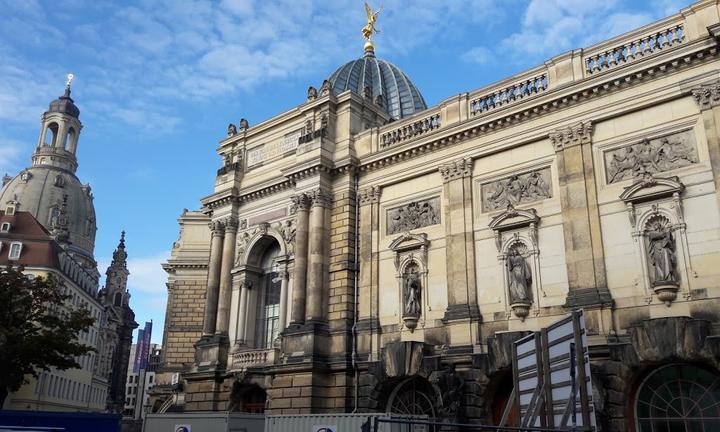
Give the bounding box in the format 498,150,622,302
357,37,719,173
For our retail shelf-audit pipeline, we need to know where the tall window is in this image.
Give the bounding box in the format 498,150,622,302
635,363,720,431
258,243,281,349
8,242,22,260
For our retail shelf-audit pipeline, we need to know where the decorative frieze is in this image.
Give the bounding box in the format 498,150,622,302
481,167,552,212
604,130,697,184
358,185,382,206
438,157,473,182
691,81,720,110
549,121,593,152
386,197,441,235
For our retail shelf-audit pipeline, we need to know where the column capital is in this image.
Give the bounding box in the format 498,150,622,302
290,192,312,213
310,187,333,208
549,121,593,152
208,220,225,236
223,216,239,232
358,185,382,206
439,157,473,182
691,81,720,110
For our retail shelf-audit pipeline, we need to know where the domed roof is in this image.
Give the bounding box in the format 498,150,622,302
326,51,426,120
0,165,96,263
48,88,80,118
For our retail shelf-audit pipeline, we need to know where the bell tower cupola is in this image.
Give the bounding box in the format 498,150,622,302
32,73,82,173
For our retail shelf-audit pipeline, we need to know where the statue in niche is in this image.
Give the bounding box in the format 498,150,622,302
647,218,678,285
227,123,237,137
506,247,532,304
307,86,318,101
281,220,296,251
403,265,421,316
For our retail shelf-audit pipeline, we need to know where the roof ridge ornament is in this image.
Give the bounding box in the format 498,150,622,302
362,1,382,55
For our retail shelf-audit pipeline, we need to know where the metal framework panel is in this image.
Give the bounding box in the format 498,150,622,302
512,310,597,430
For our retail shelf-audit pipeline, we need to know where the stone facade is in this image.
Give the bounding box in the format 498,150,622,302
152,2,720,430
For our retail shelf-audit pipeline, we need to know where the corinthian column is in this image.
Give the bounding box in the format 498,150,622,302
277,269,290,333
290,193,311,325
202,220,225,336
306,188,332,322
215,216,238,335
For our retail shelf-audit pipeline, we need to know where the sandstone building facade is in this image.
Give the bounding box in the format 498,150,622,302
0,83,137,413
152,2,720,430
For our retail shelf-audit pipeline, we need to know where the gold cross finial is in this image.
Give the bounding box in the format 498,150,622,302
66,73,74,90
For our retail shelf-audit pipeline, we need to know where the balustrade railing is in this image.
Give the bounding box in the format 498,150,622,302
379,112,441,149
469,72,548,116
585,22,684,75
232,348,276,370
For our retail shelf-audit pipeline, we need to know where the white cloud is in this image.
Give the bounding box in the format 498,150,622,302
0,139,23,175
461,46,493,65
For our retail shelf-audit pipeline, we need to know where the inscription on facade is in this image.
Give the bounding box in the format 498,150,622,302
246,130,303,166
386,197,441,235
604,130,697,184
481,168,552,212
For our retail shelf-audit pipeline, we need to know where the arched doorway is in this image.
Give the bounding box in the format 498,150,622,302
228,383,267,414
386,376,437,418
490,373,518,427
634,363,720,431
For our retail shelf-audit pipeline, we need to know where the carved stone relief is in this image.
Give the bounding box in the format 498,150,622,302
481,168,552,212
604,130,697,184
386,197,441,235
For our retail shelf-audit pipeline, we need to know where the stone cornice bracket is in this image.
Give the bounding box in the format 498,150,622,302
691,80,720,110
289,192,312,214
310,188,334,208
223,216,239,232
209,220,225,236
439,157,473,182
549,121,594,152
358,185,382,206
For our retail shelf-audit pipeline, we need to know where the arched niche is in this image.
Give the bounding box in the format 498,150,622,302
389,233,430,332
44,122,59,147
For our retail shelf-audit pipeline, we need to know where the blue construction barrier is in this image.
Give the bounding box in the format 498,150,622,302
0,410,121,432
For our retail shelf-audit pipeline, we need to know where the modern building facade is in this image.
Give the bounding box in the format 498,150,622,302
124,342,159,419
0,81,137,413
152,2,720,431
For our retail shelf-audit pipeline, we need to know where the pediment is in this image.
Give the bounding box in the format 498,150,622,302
489,204,539,232
620,175,684,203
388,232,429,252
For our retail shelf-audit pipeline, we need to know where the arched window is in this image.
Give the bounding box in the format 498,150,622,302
114,292,122,307
257,243,281,349
65,127,75,151
635,364,720,431
387,377,437,418
44,123,59,147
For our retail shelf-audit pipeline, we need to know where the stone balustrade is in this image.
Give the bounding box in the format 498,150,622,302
469,72,548,116
584,21,685,75
232,348,276,370
379,112,441,149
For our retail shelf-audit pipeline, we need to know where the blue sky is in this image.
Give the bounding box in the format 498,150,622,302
0,0,685,344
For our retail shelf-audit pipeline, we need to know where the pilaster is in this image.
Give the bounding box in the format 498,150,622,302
691,80,720,211
357,185,382,358
439,157,480,350
550,121,613,311
306,187,333,322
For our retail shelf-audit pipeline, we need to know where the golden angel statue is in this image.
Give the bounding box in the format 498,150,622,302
362,1,383,40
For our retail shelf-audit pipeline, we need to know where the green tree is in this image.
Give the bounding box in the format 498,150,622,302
0,266,95,408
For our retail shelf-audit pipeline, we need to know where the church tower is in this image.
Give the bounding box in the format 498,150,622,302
0,74,97,270
99,231,137,413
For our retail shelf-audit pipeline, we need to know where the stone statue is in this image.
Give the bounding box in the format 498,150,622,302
507,248,531,303
307,86,318,101
404,267,421,316
239,118,249,131
363,85,372,99
374,94,384,108
319,80,332,97
281,220,296,246
227,123,237,136
647,220,678,285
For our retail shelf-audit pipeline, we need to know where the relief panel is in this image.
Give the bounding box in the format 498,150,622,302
481,167,552,212
386,197,441,235
604,130,697,184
